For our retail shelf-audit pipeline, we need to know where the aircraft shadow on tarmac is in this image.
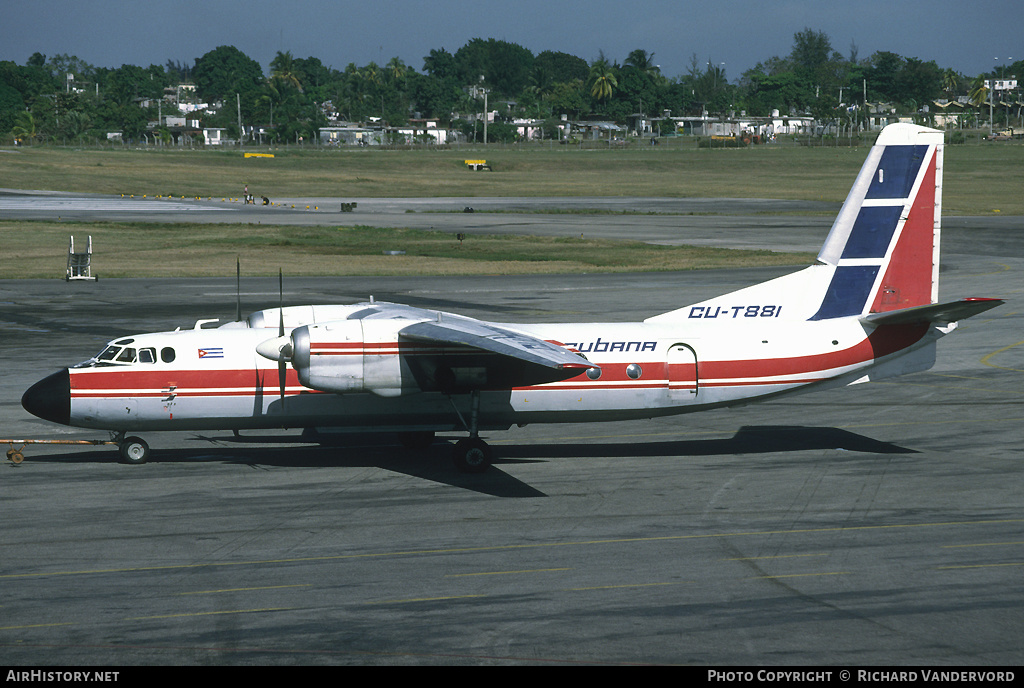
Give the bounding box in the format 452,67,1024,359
14,426,915,498
495,425,918,460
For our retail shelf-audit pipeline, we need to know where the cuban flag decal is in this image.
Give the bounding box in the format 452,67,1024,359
198,347,224,359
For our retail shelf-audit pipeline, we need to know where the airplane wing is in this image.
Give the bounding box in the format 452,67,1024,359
859,297,1004,326
396,316,595,391
400,319,592,372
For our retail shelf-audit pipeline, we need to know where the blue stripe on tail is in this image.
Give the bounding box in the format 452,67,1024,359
810,266,881,320
840,206,904,259
865,145,929,199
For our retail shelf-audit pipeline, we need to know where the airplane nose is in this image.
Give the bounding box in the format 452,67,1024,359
22,369,71,426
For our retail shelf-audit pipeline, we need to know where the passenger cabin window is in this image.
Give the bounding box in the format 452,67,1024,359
161,347,176,363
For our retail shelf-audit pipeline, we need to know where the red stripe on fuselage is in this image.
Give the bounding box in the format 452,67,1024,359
699,323,927,382
68,325,927,398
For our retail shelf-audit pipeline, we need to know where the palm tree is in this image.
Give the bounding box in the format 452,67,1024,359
589,56,617,102
270,51,302,92
360,62,382,91
386,57,408,83
967,75,988,108
941,69,961,99
11,111,37,145
625,49,659,78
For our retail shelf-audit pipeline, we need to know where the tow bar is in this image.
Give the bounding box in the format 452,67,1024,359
4,438,119,464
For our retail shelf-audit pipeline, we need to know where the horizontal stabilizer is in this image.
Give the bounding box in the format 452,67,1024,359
401,320,593,371
859,297,1003,326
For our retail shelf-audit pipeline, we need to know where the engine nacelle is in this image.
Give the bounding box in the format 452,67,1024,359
291,320,417,397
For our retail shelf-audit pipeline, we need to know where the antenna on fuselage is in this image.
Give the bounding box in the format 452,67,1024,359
235,256,242,322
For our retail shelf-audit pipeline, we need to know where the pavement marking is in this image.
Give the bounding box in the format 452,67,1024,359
125,607,292,620
747,572,850,579
446,568,572,577
176,584,312,595
937,562,1024,570
981,339,1024,373
0,622,74,631
565,581,692,591
722,553,829,561
3,518,1022,581
366,594,487,605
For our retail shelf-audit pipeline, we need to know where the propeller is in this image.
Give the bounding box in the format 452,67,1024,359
277,269,288,401
254,270,293,404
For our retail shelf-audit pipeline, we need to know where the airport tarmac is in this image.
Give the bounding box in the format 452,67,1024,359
0,193,1021,665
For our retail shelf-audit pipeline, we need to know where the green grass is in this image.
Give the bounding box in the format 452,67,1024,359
1,141,1017,279
2,141,1021,214
0,220,815,279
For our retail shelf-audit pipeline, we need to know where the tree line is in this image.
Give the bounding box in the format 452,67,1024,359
3,30,1020,145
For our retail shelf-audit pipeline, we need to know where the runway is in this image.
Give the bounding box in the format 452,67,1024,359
1,191,1021,665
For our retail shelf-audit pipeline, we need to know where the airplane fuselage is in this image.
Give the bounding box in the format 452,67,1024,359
38,309,937,435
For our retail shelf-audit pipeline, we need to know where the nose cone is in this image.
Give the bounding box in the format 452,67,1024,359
22,369,71,426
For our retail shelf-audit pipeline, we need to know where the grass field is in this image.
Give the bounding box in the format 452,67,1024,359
2,140,1021,213
1,140,1019,278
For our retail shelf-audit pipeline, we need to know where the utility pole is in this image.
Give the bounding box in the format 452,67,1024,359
237,93,242,147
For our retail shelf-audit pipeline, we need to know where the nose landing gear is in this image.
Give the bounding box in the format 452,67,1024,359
115,433,150,464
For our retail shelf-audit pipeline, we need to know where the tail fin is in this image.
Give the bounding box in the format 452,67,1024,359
647,123,944,324
810,123,943,320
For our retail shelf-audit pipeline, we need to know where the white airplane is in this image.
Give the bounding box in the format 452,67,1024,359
22,123,1002,472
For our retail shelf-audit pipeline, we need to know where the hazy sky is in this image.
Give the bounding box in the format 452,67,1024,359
2,0,1019,81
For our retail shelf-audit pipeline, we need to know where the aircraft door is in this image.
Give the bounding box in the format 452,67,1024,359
667,343,698,401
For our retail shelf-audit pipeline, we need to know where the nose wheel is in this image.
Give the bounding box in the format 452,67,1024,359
117,435,150,464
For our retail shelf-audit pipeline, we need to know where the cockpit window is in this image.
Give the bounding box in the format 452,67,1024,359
75,344,159,368
97,345,120,362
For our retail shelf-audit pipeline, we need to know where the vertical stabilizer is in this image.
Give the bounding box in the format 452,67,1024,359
647,123,945,325
810,123,943,320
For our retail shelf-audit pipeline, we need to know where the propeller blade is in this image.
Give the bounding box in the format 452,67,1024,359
278,269,284,338
278,269,286,401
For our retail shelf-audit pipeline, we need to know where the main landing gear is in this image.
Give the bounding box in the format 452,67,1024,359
452,436,492,474
397,427,490,473
448,390,493,474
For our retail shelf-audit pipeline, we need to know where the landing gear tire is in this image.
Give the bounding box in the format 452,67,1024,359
453,437,492,473
119,436,150,464
399,431,435,450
